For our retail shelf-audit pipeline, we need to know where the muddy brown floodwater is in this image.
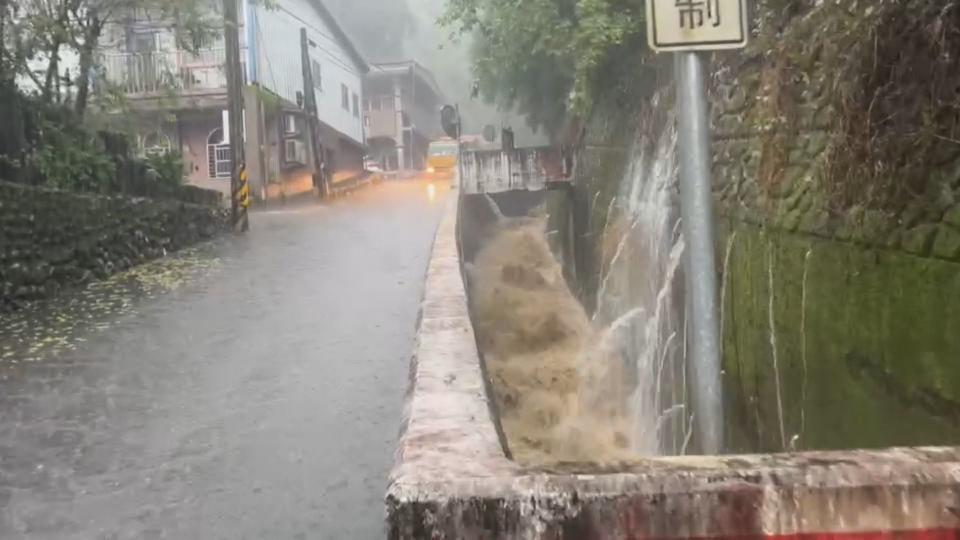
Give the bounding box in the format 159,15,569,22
468,216,633,465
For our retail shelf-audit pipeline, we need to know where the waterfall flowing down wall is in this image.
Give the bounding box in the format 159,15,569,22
587,112,693,456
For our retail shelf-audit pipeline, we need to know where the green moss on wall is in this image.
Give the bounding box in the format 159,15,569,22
720,222,960,452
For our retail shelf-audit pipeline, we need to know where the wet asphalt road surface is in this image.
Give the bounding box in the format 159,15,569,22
0,178,448,539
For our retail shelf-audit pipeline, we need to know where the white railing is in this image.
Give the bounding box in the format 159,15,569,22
97,48,229,96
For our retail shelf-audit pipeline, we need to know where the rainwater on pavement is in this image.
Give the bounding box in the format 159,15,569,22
0,178,448,539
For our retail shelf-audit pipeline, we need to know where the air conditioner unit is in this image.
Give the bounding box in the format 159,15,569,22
284,114,299,135
285,139,308,165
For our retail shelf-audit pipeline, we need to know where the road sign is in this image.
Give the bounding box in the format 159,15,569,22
482,124,497,143
647,0,748,52
440,105,460,139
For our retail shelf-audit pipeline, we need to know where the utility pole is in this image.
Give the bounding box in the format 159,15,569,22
300,27,327,197
410,62,417,169
223,0,249,231
394,81,406,173
0,0,7,80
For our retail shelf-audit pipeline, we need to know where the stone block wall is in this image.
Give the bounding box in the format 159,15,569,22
710,1,960,262
570,0,960,452
0,181,228,309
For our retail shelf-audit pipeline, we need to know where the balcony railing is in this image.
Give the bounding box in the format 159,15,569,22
96,48,230,97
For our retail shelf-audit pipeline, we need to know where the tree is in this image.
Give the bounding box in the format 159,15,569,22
441,0,644,135
2,0,219,115
0,0,13,82
70,0,219,116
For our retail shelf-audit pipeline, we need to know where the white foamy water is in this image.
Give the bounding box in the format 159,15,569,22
587,116,693,456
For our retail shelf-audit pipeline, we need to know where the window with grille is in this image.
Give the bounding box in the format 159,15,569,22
352,93,359,117
341,84,349,110
206,128,232,179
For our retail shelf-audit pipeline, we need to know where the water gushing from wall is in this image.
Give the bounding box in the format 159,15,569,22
720,232,739,348
588,115,693,456
798,247,814,448
767,243,787,450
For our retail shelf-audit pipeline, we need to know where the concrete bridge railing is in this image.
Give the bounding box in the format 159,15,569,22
460,147,569,195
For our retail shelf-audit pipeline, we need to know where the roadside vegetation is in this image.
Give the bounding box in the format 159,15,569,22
441,0,645,135
444,0,960,214
0,0,220,195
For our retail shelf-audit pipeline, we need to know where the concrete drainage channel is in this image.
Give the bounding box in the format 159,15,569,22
386,193,960,539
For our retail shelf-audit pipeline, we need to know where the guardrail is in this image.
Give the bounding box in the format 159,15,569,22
97,49,229,96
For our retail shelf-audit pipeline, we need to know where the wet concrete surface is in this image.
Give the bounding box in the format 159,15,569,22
0,178,449,539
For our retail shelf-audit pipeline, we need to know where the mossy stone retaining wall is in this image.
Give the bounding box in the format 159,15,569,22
0,181,228,309
571,1,960,452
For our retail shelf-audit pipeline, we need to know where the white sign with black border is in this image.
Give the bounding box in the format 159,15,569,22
647,0,749,52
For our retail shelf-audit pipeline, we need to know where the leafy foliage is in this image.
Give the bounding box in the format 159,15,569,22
746,0,960,212
823,0,960,212
0,0,230,194
441,0,644,134
0,83,107,188
28,119,116,193
145,151,185,189
2,0,224,115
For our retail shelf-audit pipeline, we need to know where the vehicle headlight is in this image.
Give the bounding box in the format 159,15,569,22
427,167,436,173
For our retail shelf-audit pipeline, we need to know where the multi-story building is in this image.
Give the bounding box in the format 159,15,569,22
364,61,445,173
93,0,368,198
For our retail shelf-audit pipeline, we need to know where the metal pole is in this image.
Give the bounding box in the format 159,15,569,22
300,28,326,198
410,62,417,170
675,51,723,454
223,0,248,232
395,82,405,173
455,104,465,191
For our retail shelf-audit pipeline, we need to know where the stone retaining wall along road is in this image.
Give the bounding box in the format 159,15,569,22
0,180,228,309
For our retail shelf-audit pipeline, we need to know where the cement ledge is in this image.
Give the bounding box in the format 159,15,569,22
386,197,960,539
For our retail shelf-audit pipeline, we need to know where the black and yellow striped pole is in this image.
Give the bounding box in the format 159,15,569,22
233,164,251,232
222,0,249,233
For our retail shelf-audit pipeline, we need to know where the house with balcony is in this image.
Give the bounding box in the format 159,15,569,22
92,0,368,198
364,61,445,173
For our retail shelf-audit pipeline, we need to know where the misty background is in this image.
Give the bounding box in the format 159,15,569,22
323,0,547,145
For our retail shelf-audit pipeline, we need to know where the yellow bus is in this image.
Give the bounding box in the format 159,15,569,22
426,138,459,180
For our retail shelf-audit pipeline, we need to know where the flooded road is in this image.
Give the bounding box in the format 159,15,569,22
0,178,448,539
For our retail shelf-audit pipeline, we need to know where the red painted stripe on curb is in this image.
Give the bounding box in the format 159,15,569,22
660,529,960,540
775,530,960,540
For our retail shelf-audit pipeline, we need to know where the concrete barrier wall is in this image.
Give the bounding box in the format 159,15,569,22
386,196,960,539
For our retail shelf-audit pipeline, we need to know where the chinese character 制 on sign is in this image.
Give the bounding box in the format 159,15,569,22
647,0,748,52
